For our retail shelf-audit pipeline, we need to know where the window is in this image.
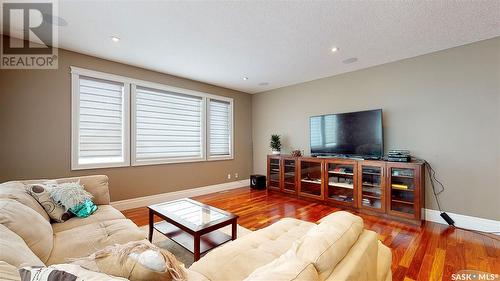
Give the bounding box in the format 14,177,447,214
208,98,233,159
132,86,204,165
71,67,233,170
71,72,130,170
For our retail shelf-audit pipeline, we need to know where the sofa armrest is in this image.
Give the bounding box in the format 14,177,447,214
22,175,111,205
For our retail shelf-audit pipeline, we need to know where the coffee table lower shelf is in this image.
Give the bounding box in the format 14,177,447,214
153,221,232,255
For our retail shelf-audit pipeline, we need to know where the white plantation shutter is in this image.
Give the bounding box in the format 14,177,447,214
208,99,232,158
72,74,130,169
133,86,204,164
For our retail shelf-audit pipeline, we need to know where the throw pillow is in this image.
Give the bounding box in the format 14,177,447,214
19,266,77,281
49,182,97,218
26,183,72,223
72,240,187,281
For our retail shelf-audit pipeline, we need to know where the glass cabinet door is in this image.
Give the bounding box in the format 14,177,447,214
299,160,323,198
326,161,356,206
268,157,281,190
283,159,297,193
388,167,416,216
359,164,385,211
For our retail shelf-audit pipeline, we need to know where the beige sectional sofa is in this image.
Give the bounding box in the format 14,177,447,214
0,175,392,281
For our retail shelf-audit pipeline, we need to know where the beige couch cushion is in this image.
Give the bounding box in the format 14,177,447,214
52,205,125,233
324,230,379,281
0,224,45,268
293,211,364,280
47,219,146,265
22,175,110,205
377,241,392,281
0,199,54,263
0,181,50,222
0,261,21,281
244,250,319,281
189,218,315,281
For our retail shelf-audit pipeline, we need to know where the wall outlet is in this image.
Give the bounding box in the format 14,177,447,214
227,174,231,180
235,173,239,179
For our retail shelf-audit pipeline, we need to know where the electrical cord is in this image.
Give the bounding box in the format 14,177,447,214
423,160,500,241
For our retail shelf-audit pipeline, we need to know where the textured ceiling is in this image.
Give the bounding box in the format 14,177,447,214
5,1,500,93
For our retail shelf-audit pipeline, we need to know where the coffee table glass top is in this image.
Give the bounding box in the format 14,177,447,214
150,199,232,229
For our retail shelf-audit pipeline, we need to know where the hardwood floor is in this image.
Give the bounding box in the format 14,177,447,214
122,187,499,281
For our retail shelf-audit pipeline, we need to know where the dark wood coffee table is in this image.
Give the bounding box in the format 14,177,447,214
148,198,238,261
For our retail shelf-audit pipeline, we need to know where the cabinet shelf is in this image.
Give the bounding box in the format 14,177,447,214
362,183,381,188
328,182,354,189
301,179,322,185
391,199,414,205
362,172,381,176
391,175,414,179
328,171,354,176
363,194,381,199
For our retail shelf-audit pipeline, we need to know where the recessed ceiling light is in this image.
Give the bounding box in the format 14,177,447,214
331,47,339,53
243,77,249,80
111,36,120,42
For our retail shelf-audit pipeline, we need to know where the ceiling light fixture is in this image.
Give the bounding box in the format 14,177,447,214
243,77,249,80
331,47,339,53
111,36,120,42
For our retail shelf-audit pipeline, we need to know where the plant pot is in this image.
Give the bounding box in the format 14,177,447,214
272,150,281,155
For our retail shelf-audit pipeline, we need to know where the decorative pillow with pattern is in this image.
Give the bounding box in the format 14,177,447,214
26,183,72,223
19,266,78,281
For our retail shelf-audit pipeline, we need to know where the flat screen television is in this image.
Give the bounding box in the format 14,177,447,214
310,109,383,158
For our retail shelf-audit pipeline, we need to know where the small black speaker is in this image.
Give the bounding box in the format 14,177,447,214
250,174,266,190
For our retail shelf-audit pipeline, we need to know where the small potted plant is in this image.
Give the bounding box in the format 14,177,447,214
270,134,282,155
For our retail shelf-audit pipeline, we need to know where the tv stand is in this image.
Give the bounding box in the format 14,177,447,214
267,154,425,225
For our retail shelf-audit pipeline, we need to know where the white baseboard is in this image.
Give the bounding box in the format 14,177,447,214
111,179,250,211
425,208,500,234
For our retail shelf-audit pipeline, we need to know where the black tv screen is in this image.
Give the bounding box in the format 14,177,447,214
310,109,383,157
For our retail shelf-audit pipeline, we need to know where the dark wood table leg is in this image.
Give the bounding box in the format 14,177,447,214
194,234,201,261
231,220,237,240
148,209,154,242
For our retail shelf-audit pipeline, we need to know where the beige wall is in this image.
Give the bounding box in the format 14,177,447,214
0,47,253,201
252,37,500,220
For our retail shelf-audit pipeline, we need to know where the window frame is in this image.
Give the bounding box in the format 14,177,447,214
70,67,131,170
207,97,234,161
70,66,234,170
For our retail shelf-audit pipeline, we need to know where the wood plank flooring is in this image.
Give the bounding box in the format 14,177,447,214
122,187,499,281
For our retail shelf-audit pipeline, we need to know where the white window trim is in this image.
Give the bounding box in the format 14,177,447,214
70,66,234,169
71,67,131,170
207,98,234,161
